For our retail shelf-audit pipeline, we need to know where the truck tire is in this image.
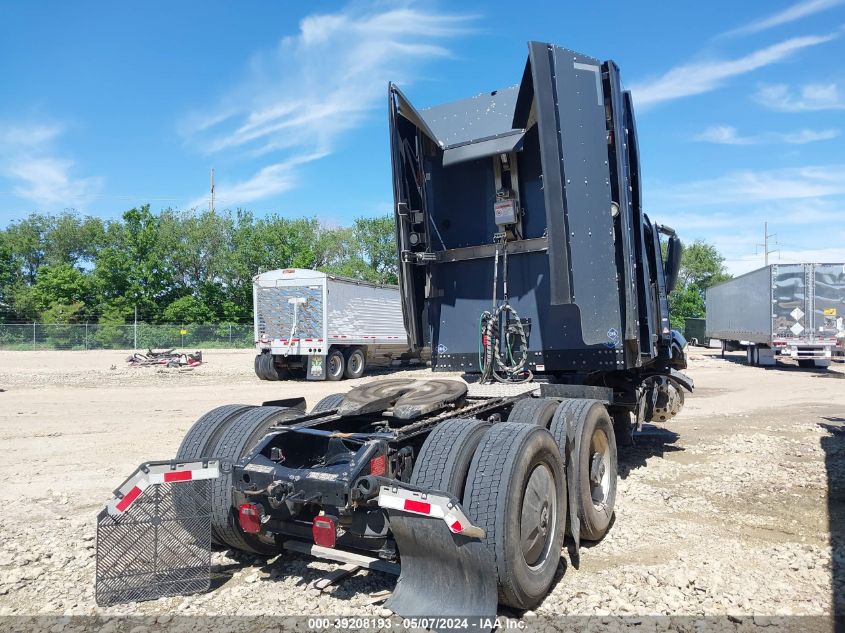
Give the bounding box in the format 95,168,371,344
254,354,264,380
550,400,617,542
507,397,559,428
410,418,490,497
326,348,345,381
264,353,284,380
210,406,302,554
174,404,255,546
464,422,566,609
344,347,366,380
311,393,346,414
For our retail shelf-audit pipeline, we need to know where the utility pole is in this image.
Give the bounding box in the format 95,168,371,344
134,305,138,350
756,221,778,266
210,168,215,214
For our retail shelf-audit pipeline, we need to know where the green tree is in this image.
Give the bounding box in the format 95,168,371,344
161,295,215,324
668,240,731,331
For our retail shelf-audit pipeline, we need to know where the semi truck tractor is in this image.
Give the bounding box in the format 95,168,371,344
253,268,409,381
706,263,845,368
96,41,693,625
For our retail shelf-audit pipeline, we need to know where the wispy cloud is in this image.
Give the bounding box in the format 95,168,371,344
650,164,845,207
629,33,837,108
754,81,845,111
722,0,844,37
0,122,102,208
693,125,839,145
183,3,473,207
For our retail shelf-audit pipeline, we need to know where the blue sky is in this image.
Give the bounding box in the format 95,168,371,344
1,0,843,273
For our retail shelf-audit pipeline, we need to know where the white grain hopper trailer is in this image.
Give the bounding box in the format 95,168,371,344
253,268,410,380
706,263,845,367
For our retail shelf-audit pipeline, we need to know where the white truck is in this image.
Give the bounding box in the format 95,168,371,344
706,263,845,367
253,268,410,380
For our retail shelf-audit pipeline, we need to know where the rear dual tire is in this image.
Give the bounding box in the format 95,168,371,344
550,400,617,542
255,353,286,381
465,422,566,609
410,419,566,610
177,404,302,554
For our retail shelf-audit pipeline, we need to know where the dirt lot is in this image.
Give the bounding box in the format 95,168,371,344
0,348,843,624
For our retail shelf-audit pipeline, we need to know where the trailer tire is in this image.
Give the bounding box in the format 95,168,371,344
174,404,255,546
254,354,264,380
326,348,345,381
410,418,490,497
507,397,559,428
210,406,302,554
464,422,566,609
311,392,346,414
265,353,284,380
344,347,366,380
550,400,617,542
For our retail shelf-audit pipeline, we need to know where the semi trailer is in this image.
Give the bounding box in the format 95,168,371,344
253,268,410,381
706,263,845,368
96,41,693,625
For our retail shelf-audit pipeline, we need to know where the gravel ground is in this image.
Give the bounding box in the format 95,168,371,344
0,348,843,629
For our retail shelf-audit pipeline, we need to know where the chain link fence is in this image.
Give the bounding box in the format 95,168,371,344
0,323,255,351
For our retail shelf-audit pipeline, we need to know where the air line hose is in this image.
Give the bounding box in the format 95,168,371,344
478,244,533,384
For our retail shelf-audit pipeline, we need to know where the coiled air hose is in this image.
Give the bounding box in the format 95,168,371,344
478,244,533,383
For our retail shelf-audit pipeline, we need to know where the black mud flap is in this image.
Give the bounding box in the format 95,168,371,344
95,460,218,606
565,416,582,568
386,511,497,633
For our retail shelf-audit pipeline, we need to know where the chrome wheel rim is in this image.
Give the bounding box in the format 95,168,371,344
329,355,342,377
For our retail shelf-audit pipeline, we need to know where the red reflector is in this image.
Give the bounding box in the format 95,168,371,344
312,516,337,548
164,470,192,483
238,503,262,534
404,499,431,514
370,454,386,476
450,520,463,533
116,486,142,512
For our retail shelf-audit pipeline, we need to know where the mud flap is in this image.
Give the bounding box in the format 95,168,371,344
95,460,218,606
565,416,582,568
386,511,497,632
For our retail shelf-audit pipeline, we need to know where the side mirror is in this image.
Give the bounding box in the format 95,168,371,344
664,234,682,293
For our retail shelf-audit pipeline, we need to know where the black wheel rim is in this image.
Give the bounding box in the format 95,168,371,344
520,463,557,568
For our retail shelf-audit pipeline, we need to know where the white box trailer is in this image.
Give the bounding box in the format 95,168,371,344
253,268,410,380
706,263,845,367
